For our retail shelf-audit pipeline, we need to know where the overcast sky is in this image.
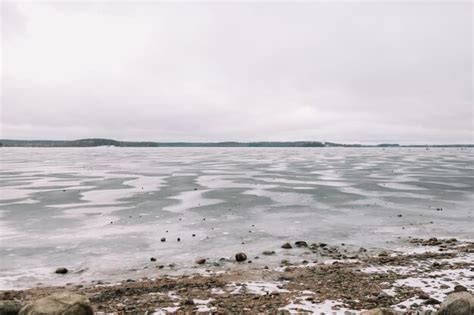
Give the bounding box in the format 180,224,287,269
1,1,472,144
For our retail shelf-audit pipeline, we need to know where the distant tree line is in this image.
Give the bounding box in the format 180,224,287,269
0,139,472,148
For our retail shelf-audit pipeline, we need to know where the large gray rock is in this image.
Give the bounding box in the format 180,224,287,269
438,291,474,315
0,300,22,315
19,292,92,315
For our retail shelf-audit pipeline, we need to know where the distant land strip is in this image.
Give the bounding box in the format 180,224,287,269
0,139,473,148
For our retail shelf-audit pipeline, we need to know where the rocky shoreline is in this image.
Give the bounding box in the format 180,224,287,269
1,237,473,314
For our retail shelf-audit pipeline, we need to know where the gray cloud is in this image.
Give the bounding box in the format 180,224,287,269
1,1,472,144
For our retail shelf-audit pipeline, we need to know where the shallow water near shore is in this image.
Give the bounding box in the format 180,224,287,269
0,147,473,290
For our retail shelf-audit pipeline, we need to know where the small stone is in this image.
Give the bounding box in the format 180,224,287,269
55,267,68,274
295,241,308,247
453,285,467,292
262,250,275,256
182,299,194,306
195,258,206,265
235,252,247,262
281,242,292,249
418,292,430,299
423,298,441,305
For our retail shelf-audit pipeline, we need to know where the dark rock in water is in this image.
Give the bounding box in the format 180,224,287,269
177,237,181,242
295,241,308,248
262,250,275,256
454,285,468,292
160,237,166,242
150,257,157,262
168,263,176,268
438,292,474,315
397,214,402,217
55,267,68,274
195,258,206,265
281,242,292,249
19,292,92,315
0,300,22,315
235,252,247,262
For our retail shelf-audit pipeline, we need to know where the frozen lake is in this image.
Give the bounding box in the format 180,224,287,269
0,147,473,289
